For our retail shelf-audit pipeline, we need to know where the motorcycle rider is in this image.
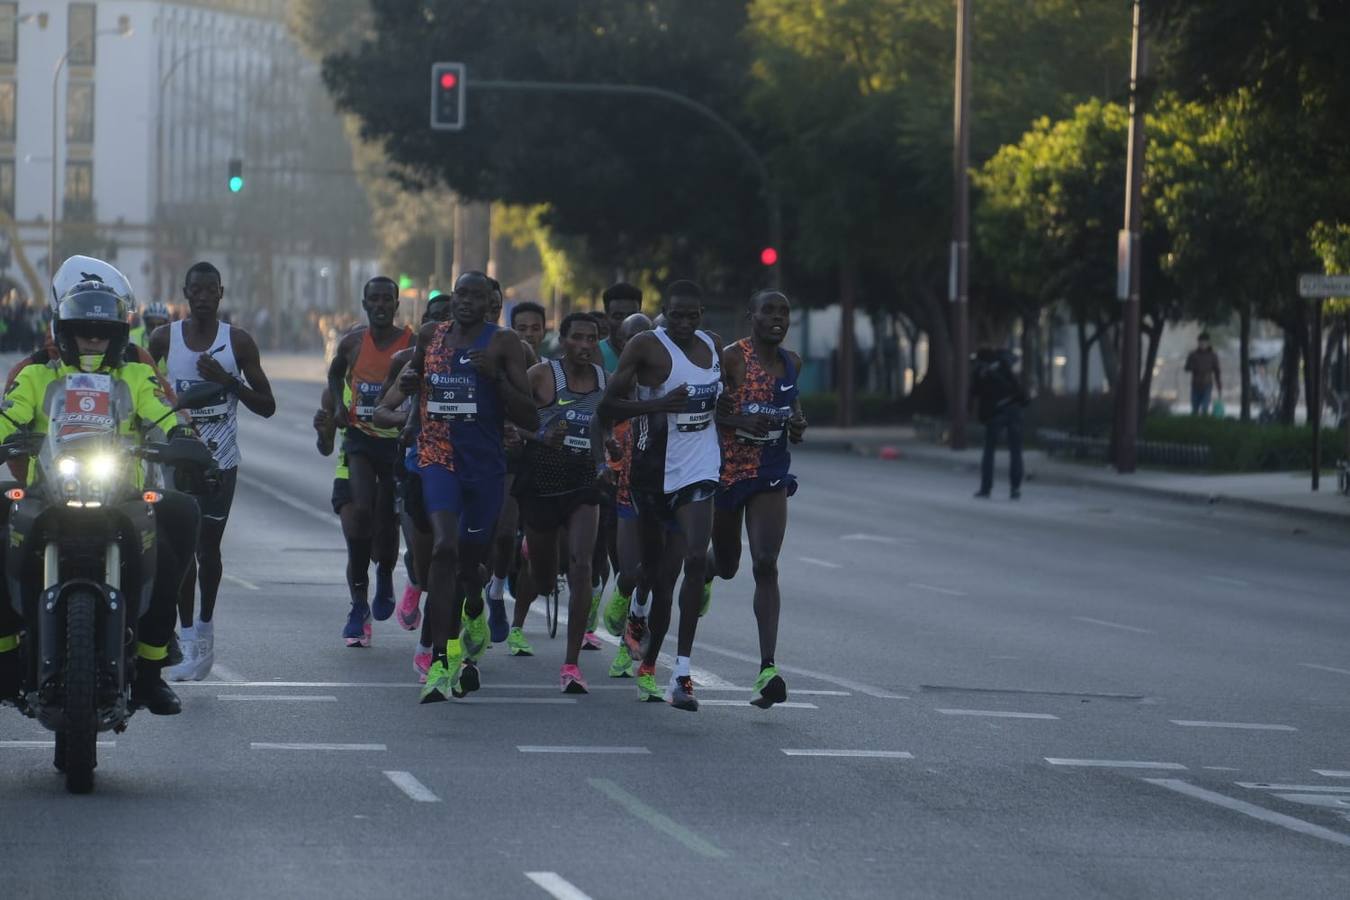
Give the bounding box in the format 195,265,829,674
0,281,205,714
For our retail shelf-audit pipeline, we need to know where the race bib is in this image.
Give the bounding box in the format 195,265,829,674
560,406,593,454
735,402,791,445
353,381,382,422
57,373,115,438
426,372,477,422
675,382,719,432
174,378,229,423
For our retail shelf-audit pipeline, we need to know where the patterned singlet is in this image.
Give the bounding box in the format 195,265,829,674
416,321,504,478
719,339,798,487
527,359,607,496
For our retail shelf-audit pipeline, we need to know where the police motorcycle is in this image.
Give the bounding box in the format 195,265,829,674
0,327,218,794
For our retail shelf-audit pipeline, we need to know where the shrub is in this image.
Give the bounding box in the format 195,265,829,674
1141,415,1332,472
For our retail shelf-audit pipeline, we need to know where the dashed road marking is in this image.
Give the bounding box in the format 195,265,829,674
701,699,817,709
1170,720,1296,732
1045,758,1186,770
525,872,594,900
217,694,338,702
1145,778,1350,848
1072,616,1153,634
798,556,841,569
781,749,913,759
1300,663,1350,677
1202,766,1241,772
908,582,966,596
458,698,579,705
938,708,1058,720
694,639,909,700
546,606,736,688
222,573,259,591
840,533,911,545
1314,770,1350,778
250,742,386,751
383,770,440,802
518,746,650,754
207,663,247,684
0,740,116,749
1237,783,1350,794
588,778,728,859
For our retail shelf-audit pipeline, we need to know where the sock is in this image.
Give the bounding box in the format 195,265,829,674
488,575,506,600
630,594,649,617
674,656,691,678
198,614,213,626
196,620,213,638
761,658,775,671
180,625,196,643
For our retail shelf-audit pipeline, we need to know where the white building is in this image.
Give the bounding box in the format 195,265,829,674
2,0,375,339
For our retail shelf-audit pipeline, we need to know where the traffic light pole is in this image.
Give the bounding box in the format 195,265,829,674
948,0,972,451
467,78,781,288
1115,0,1148,474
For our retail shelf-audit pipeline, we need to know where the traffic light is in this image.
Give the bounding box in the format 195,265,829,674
398,274,414,291
760,246,779,267
228,158,244,193
430,62,466,132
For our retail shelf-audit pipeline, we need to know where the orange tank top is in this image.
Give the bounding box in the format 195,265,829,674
348,326,413,437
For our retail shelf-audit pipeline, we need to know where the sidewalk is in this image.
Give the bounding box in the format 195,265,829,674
801,425,1350,526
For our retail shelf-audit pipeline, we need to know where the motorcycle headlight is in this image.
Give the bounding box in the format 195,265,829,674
87,453,117,482
57,456,79,477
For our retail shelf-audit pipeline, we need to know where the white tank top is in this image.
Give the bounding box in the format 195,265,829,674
634,328,722,493
167,320,241,469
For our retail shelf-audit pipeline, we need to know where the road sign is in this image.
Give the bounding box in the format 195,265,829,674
1298,274,1350,299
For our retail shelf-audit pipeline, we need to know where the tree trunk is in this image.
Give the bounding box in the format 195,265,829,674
1077,316,1090,435
838,257,858,428
1278,321,1302,425
1138,314,1165,422
1239,301,1252,422
1098,320,1119,392
1019,314,1036,396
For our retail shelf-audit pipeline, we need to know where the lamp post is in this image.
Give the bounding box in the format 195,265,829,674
49,18,133,277
948,0,972,450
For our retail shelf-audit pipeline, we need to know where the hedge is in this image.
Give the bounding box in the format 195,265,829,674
1141,414,1335,472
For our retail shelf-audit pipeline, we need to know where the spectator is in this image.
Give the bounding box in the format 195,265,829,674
971,346,1028,500
1184,331,1222,416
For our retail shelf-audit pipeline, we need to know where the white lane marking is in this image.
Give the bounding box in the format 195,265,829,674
217,695,338,702
1170,720,1297,732
938,708,1059,720
222,573,259,591
1046,758,1186,770
1237,783,1350,794
588,778,728,859
1072,616,1153,634
1314,770,1350,778
207,663,247,684
781,749,913,759
0,740,116,749
700,699,818,709
237,473,334,526
175,680,849,696
518,746,650,755
1300,662,1350,677
907,582,966,597
839,533,910,545
1202,766,1242,772
694,638,909,700
1144,778,1350,848
1275,793,1350,810
459,698,578,705
1204,575,1250,588
545,606,736,689
798,556,841,569
250,742,386,751
525,871,594,900
383,770,441,802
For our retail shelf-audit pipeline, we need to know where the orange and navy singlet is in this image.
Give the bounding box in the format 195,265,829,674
416,321,505,478
719,339,798,488
348,326,413,438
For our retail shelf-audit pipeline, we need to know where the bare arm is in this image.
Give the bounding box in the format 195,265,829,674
326,331,360,428
227,329,276,418
372,360,411,430
599,333,686,421
148,324,170,365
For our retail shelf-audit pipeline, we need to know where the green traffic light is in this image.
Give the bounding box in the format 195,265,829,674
228,176,244,193
398,275,413,290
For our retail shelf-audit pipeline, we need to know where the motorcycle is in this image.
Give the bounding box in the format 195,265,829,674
1,378,219,793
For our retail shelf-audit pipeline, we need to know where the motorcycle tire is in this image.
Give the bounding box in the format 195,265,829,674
62,590,99,794
546,585,560,640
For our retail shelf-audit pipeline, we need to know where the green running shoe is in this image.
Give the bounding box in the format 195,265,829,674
603,588,629,637
506,627,534,657
586,589,602,632
700,580,713,617
609,643,635,678
750,665,787,709
419,659,451,704
461,608,489,661
636,667,662,703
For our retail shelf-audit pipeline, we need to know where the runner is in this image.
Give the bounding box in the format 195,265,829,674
711,289,806,708
151,261,275,681
325,276,413,647
129,302,170,349
601,311,654,679
599,280,723,711
509,312,610,691
406,271,537,703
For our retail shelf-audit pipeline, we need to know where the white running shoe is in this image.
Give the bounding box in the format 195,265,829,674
167,627,198,682
191,621,215,681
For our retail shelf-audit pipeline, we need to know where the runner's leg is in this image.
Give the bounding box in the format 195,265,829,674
564,502,599,668
744,489,787,665
672,497,714,658
711,502,744,582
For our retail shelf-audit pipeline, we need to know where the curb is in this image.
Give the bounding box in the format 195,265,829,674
797,439,1350,530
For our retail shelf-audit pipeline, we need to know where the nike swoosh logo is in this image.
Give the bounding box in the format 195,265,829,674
557,399,577,406
770,479,782,487
458,355,472,364
467,526,484,533
779,384,794,391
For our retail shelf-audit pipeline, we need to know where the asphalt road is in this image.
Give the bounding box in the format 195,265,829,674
5,375,1350,899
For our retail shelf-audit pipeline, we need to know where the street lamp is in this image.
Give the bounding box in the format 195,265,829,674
49,17,133,280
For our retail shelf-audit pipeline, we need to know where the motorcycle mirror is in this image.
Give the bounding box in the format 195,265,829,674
174,382,224,412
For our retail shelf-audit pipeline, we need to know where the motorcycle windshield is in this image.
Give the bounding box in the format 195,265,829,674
37,373,132,495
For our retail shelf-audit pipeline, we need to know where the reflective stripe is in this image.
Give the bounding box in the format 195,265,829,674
136,641,168,661
0,633,18,652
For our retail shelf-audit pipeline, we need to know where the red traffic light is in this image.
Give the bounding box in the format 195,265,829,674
760,247,779,267
439,72,458,90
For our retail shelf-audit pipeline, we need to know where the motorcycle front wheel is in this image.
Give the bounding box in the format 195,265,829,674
61,590,99,794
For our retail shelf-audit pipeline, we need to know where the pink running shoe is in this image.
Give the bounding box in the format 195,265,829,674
560,664,589,694
397,585,422,631
414,650,432,684
581,631,603,651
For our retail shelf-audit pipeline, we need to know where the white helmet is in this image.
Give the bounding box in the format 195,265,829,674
50,255,137,313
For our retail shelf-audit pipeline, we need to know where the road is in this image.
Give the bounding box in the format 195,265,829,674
5,374,1350,899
